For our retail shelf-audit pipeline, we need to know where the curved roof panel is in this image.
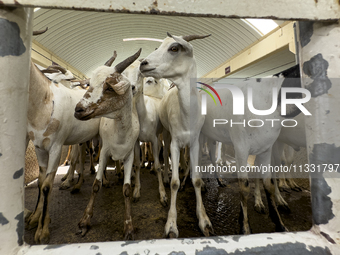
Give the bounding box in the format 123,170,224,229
33,9,262,78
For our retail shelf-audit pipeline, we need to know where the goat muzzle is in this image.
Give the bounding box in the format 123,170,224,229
74,105,86,120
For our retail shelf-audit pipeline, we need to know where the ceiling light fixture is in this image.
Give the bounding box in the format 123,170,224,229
123,38,163,42
242,19,278,36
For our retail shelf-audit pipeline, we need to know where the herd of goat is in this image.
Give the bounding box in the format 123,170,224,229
25,29,308,244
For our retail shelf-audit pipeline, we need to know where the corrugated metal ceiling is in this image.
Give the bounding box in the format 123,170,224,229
33,9,263,78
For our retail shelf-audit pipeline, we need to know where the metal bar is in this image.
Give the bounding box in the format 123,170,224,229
0,6,33,255
297,21,340,246
1,0,340,20
0,2,338,255
18,231,339,255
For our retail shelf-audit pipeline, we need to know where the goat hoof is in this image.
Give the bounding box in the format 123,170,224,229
292,186,302,192
242,225,251,235
278,204,291,213
160,196,168,207
90,168,96,175
70,187,80,194
26,220,38,230
254,204,265,214
203,225,215,237
133,197,140,203
24,209,33,222
61,174,68,181
77,227,89,237
59,185,70,190
77,221,90,237
279,187,291,193
59,180,73,190
26,214,39,230
124,231,134,241
168,232,177,239
39,234,50,245
124,223,134,240
35,229,50,244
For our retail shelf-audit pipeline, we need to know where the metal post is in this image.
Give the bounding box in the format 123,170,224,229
297,21,340,245
0,6,33,255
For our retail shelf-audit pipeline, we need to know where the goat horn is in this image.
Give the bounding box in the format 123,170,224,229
73,78,90,85
41,65,63,74
104,51,117,67
182,34,211,42
114,48,142,74
41,68,59,74
48,65,67,74
33,27,48,36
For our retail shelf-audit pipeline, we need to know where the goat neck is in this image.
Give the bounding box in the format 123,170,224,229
113,93,135,143
134,85,147,123
27,62,54,130
123,60,147,121
171,59,198,118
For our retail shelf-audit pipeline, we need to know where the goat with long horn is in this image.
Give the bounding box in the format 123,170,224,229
74,49,142,240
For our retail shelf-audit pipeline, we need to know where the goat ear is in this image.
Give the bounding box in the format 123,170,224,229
106,77,130,95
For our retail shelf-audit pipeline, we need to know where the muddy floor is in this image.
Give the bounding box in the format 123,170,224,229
24,154,312,245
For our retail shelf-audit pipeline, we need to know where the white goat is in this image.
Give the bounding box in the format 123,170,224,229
200,64,307,234
25,53,118,243
144,77,170,99
74,49,141,240
142,77,173,185
122,60,168,206
40,65,97,190
253,113,306,213
140,33,213,238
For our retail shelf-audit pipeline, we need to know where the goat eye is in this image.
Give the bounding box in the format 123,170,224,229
170,46,178,52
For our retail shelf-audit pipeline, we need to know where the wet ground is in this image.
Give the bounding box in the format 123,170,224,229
24,155,312,245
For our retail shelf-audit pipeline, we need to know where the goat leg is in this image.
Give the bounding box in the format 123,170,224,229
123,183,134,240
77,179,101,236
